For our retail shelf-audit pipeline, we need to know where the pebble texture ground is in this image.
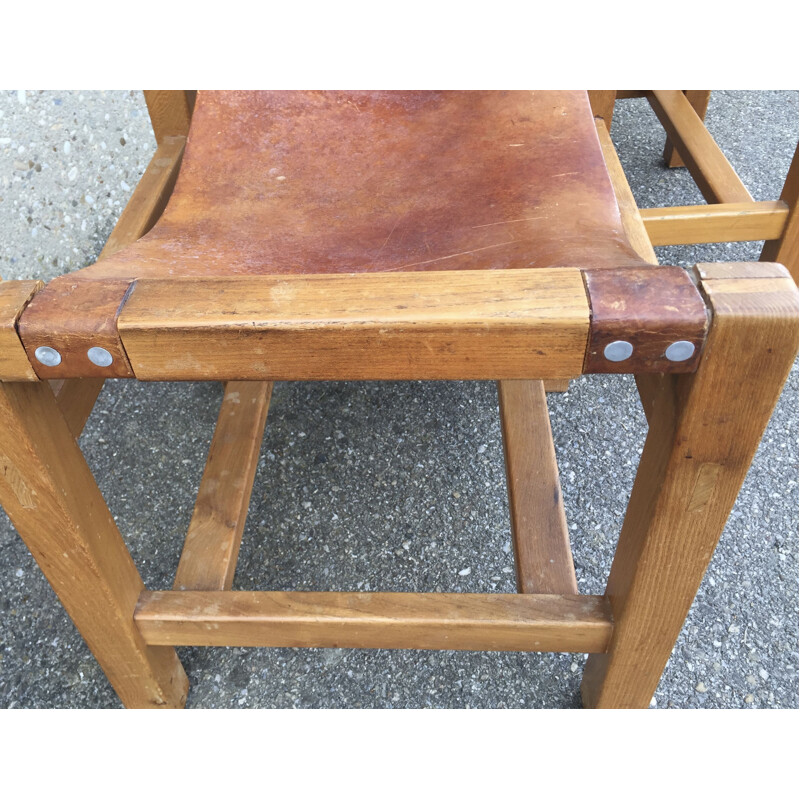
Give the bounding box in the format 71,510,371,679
0,90,797,709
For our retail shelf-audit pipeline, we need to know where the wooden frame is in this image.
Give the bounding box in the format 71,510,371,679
584,117,798,706
0,91,797,708
592,90,799,285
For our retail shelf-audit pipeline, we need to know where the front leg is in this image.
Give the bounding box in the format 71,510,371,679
0,379,188,708
582,264,798,708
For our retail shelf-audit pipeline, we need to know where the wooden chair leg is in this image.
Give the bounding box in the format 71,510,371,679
588,91,616,131
663,90,711,167
761,145,798,285
581,264,798,708
0,380,188,708
49,377,106,438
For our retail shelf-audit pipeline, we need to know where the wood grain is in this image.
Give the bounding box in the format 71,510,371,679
498,380,577,594
144,91,195,143
51,378,106,438
761,146,798,285
135,590,613,652
174,381,272,591
581,268,798,707
588,91,616,130
663,90,711,168
648,90,752,204
0,380,188,708
117,269,591,381
695,261,792,280
594,120,658,263
0,280,42,381
641,201,789,246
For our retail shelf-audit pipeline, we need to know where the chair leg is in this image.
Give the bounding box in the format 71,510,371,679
663,90,711,167
0,380,188,708
761,145,798,285
581,265,798,708
588,91,616,131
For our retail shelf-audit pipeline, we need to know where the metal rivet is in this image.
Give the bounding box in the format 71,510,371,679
34,346,62,367
665,340,696,362
603,340,633,362
87,346,114,367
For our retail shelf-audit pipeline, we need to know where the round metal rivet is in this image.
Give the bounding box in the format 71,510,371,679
34,346,62,367
87,346,114,367
665,340,696,362
603,340,633,362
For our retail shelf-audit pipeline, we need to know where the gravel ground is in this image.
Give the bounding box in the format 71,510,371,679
0,90,797,709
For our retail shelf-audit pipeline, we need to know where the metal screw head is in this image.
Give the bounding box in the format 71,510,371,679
665,340,696,362
34,346,62,367
603,340,633,362
87,346,114,367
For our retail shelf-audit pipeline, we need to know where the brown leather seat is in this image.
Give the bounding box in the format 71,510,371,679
76,90,647,280
21,90,677,381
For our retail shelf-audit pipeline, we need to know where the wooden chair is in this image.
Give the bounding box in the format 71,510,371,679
590,90,798,285
0,91,796,708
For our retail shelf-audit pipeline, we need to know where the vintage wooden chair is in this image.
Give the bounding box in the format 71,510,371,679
0,90,796,708
590,90,798,284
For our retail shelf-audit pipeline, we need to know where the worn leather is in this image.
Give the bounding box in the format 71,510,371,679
76,90,648,279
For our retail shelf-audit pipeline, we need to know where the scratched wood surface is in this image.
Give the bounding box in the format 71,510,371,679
135,590,613,653
143,91,195,143
116,269,591,381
